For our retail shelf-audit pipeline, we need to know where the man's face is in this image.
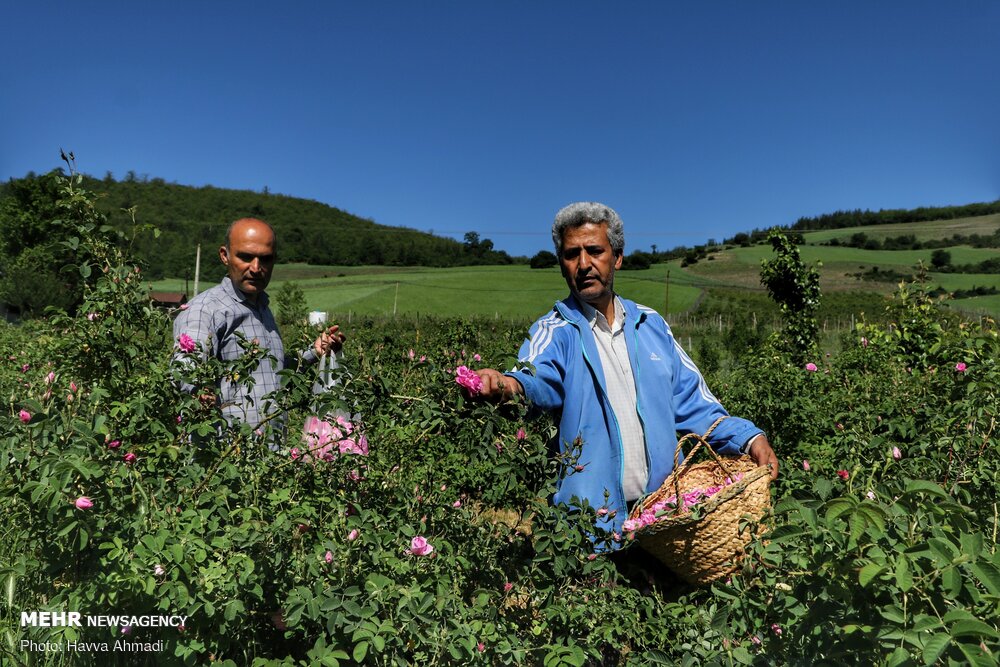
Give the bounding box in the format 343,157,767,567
220,220,276,301
559,222,622,309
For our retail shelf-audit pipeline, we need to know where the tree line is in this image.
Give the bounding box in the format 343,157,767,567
790,201,1000,231
0,170,518,286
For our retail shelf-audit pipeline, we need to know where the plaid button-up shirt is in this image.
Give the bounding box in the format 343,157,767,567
173,277,317,429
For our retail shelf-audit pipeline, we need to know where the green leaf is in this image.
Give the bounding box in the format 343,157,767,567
766,524,808,542
950,619,1000,639
885,647,913,667
881,605,905,624
943,609,977,623
970,561,1000,597
352,641,369,662
941,567,963,599
957,641,997,667
927,538,959,565
825,498,856,522
902,479,949,499
921,634,950,665
859,563,885,587
960,532,984,559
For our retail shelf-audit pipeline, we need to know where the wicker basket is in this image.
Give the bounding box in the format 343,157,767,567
627,418,772,586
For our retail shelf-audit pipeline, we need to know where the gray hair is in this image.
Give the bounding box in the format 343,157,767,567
551,202,625,256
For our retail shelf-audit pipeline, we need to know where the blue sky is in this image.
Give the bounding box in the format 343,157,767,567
2,2,998,257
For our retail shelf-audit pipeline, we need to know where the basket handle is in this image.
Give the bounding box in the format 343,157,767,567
669,416,739,506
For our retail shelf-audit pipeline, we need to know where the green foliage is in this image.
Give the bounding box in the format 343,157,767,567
1,180,999,665
275,281,309,344
530,251,558,269
760,230,822,362
0,169,520,283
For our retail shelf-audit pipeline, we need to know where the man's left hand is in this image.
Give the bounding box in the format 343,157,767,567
314,324,346,356
748,435,779,480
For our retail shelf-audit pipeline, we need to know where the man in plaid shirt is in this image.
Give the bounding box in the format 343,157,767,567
173,218,345,431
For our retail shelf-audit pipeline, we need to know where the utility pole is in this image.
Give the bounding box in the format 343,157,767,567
193,244,201,297
664,270,670,315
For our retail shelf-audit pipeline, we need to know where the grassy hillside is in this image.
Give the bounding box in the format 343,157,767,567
800,213,1000,244
151,212,1000,319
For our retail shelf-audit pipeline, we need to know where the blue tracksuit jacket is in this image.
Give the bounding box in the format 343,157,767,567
506,295,763,541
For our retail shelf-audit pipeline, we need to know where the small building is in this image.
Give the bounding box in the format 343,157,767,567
149,291,188,311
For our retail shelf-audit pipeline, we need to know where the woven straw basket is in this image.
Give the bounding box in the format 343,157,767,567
628,417,772,586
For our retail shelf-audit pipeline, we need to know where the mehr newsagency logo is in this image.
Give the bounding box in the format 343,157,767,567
20,610,188,654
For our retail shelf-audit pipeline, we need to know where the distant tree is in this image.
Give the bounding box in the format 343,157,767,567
621,251,652,270
529,250,558,269
761,230,821,362
930,249,952,270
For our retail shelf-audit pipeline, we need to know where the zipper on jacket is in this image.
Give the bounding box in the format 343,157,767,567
568,307,628,513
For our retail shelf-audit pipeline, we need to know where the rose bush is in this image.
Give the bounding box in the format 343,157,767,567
0,172,997,665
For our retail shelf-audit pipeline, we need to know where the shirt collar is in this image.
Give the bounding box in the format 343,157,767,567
577,295,624,334
221,276,268,309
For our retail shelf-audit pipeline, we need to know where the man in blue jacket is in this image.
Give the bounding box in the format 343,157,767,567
476,202,778,545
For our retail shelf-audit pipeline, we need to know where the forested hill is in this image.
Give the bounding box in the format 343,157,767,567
790,201,1000,232
0,170,514,279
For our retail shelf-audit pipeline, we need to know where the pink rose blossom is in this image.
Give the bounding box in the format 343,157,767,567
419,355,426,362
597,508,608,516
477,642,485,652
123,452,137,464
325,551,333,563
347,529,360,541
70,381,78,392
75,496,93,510
176,415,182,424
290,447,301,461
860,336,869,348
751,635,762,646
452,500,462,508
516,427,526,442
503,582,513,593
771,623,782,637
108,439,121,450
955,362,968,372
408,349,415,360
20,364,29,373
45,371,55,384
892,447,902,460
154,564,165,576
805,363,818,372
18,409,31,423
866,491,876,500
473,353,481,361
177,334,196,354
837,470,850,480
454,366,483,395
802,459,810,471
408,536,434,556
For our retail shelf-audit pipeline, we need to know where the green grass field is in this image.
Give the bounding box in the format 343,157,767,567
150,213,1000,319
153,265,705,319
800,213,1000,244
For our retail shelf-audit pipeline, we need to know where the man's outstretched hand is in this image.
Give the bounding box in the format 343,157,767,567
314,324,346,356
475,368,523,402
